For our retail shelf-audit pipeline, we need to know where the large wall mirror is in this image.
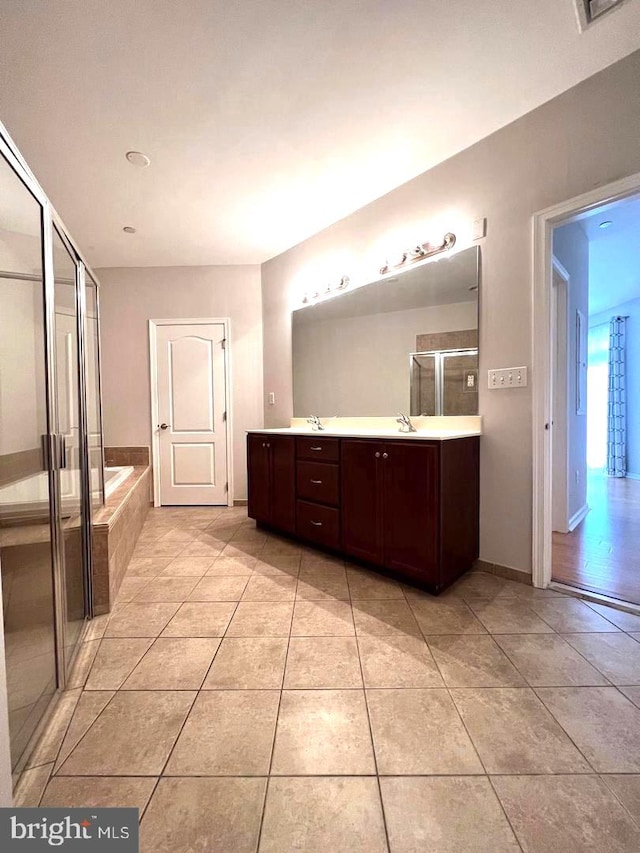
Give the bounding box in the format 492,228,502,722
292,245,480,417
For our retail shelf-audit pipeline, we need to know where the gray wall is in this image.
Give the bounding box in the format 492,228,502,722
553,221,589,524
97,265,263,501
261,50,640,575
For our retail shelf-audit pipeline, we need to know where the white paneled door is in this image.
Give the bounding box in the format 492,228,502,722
152,321,229,505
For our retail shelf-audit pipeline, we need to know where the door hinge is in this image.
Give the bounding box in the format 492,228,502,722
224,482,228,492
221,338,226,350
222,411,227,422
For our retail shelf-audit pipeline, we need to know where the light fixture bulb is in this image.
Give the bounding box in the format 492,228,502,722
126,151,151,167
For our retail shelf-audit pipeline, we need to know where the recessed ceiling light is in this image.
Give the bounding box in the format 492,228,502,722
599,220,613,229
125,150,151,167
123,226,136,234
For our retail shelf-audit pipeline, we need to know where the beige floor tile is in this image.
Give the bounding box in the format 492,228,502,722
42,776,156,811
66,639,101,689
158,528,200,544
300,553,345,569
105,603,180,638
161,602,236,637
366,688,483,775
536,686,640,772
58,691,195,776
530,598,622,632
124,557,172,577
122,637,221,690
494,580,565,601
115,577,154,604
586,603,640,632
252,554,301,576
132,542,185,558
562,633,640,684
262,540,302,557
27,688,81,767
85,638,154,690
206,555,256,575
444,571,509,601
451,688,590,774
223,542,267,561
359,634,444,688
14,763,53,807
271,689,375,775
352,599,422,637
619,685,640,707
601,775,640,823
54,691,115,771
179,537,225,558
494,634,609,686
291,600,355,636
427,635,525,688
467,599,555,633
203,637,288,689
408,599,487,635
296,567,350,600
82,614,110,642
160,557,214,576
133,577,199,603
241,574,297,601
347,568,404,599
285,637,362,688
260,776,387,853
140,777,265,853
492,774,640,853
165,690,279,775
381,776,520,853
227,602,294,636
188,575,249,601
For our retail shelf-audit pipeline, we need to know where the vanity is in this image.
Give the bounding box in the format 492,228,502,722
249,243,482,594
247,424,480,593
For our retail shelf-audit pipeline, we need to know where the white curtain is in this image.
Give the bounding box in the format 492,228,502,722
606,316,627,477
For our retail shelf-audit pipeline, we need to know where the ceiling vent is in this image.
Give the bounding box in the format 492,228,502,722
575,0,627,28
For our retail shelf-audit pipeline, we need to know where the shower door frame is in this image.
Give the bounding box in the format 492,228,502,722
0,121,105,698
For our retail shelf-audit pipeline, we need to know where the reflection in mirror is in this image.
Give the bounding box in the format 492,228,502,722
292,245,479,417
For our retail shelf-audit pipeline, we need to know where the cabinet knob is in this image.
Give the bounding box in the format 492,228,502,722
375,451,381,458
266,442,271,448
382,452,389,459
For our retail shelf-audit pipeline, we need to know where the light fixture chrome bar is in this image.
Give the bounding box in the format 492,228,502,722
380,232,456,275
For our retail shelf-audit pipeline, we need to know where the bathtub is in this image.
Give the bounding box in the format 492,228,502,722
0,465,134,518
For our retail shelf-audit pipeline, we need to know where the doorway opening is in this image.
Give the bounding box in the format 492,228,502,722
533,172,640,607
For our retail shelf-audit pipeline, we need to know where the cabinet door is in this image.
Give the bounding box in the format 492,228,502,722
270,434,296,534
382,441,439,582
247,434,271,523
341,439,383,564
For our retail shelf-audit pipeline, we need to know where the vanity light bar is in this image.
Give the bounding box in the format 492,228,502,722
379,232,456,275
302,275,350,305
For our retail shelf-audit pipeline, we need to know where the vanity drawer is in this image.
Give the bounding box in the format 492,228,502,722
296,500,340,549
296,461,339,506
296,436,340,462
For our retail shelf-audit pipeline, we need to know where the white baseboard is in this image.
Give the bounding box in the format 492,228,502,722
568,503,589,532
625,472,640,480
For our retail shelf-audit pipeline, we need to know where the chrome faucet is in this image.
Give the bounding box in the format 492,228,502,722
396,412,416,433
306,414,324,431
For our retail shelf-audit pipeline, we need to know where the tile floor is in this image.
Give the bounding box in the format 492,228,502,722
16,506,640,852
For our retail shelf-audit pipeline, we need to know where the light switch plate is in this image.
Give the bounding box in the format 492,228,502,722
472,217,486,240
488,366,528,389
268,392,276,405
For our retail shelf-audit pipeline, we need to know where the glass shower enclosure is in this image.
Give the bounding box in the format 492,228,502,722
0,121,105,774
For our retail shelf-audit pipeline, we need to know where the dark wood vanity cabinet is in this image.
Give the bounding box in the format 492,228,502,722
247,432,479,593
247,433,295,534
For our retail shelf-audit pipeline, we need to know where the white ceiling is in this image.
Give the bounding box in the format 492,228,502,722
580,194,640,315
1,0,640,268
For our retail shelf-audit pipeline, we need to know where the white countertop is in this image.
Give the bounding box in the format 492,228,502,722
248,427,480,440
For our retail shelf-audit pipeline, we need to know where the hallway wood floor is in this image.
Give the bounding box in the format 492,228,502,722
553,475,640,605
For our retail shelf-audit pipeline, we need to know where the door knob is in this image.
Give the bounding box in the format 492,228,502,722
159,423,170,430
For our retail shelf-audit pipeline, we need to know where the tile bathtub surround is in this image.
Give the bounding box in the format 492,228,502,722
17,506,640,853
104,445,150,466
